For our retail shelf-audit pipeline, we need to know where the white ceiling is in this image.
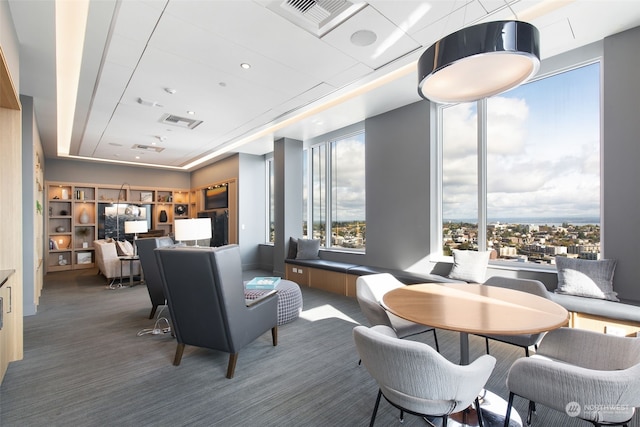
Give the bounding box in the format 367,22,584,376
8,0,640,171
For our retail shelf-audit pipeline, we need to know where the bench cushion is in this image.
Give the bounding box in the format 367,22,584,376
285,258,359,273
550,293,640,324
346,265,460,285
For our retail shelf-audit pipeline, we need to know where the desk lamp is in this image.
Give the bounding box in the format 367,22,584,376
124,220,148,256
174,218,211,247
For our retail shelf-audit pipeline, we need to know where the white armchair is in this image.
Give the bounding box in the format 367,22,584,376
94,239,141,286
505,327,640,426
354,324,496,426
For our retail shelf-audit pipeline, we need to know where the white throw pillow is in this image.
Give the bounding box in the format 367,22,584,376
447,249,491,283
555,257,618,301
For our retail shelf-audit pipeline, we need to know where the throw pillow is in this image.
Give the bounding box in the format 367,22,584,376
555,257,618,301
296,239,320,260
115,240,134,257
447,249,490,283
287,237,298,260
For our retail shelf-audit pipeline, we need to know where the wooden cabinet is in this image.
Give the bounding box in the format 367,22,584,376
46,182,191,272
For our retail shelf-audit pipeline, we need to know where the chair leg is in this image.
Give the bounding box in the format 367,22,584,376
399,409,404,423
504,392,515,427
148,304,157,319
524,346,530,357
226,353,239,379
527,400,535,426
485,337,490,354
432,329,440,353
475,397,484,427
442,414,448,427
369,389,382,427
271,326,278,346
173,343,185,366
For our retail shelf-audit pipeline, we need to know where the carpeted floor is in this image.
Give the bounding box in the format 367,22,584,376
0,268,636,426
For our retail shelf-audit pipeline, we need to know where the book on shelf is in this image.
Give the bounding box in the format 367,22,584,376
246,276,281,289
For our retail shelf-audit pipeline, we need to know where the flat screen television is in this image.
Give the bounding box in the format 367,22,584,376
204,185,228,210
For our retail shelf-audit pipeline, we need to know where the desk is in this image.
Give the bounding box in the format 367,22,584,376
383,283,569,426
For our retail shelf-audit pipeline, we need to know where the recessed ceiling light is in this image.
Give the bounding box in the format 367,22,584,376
187,111,195,115
164,88,177,94
240,63,251,69
350,29,377,47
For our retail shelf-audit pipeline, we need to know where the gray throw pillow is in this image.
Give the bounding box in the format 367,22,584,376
296,239,320,260
555,257,618,301
287,237,298,260
447,249,490,283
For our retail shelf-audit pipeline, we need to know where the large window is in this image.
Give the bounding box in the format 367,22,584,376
306,130,366,250
440,62,601,264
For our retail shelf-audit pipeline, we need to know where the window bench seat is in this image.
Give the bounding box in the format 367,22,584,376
284,258,458,297
549,292,640,337
285,258,640,337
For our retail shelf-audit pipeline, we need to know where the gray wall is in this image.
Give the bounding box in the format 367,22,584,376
237,153,267,270
363,101,431,269
602,26,640,304
45,158,190,188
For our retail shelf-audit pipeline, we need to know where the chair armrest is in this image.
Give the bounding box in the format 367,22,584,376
245,290,277,307
507,357,640,412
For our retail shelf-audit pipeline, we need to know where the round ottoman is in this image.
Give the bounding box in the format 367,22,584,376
244,279,303,325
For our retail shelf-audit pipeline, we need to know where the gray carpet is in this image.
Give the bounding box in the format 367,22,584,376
0,269,637,426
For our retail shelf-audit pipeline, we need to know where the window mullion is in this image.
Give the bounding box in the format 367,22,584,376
477,99,488,252
325,142,332,249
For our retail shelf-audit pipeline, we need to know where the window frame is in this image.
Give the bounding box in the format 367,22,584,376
304,126,366,252
431,59,603,270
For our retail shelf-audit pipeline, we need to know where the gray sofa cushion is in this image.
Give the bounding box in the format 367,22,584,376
550,292,640,324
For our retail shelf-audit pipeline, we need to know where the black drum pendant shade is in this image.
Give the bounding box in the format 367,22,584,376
418,21,540,104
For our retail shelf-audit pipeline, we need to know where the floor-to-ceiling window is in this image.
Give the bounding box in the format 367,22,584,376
307,129,366,250
439,62,601,265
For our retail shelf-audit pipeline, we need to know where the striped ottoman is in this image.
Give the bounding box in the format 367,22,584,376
244,279,303,325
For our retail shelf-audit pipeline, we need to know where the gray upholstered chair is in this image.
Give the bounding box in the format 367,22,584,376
356,273,439,351
505,327,640,427
353,325,496,426
154,244,278,378
479,276,553,356
136,236,174,319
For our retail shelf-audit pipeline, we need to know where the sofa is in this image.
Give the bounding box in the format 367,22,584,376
94,239,142,286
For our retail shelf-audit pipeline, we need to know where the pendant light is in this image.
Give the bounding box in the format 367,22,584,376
418,20,540,104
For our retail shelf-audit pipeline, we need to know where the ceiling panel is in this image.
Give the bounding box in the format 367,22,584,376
321,5,422,70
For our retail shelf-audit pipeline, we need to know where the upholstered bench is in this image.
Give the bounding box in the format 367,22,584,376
549,292,640,336
244,279,303,325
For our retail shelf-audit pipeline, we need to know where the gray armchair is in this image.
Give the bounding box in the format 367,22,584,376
479,276,553,356
354,325,496,426
505,327,640,426
154,244,278,378
136,236,174,319
356,273,439,351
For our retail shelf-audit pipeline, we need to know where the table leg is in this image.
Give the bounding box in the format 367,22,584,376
460,331,470,365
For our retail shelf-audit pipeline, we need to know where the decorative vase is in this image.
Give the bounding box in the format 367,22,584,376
56,226,65,232
159,210,168,223
79,208,90,224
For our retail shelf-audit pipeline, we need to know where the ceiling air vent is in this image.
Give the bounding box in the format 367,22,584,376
159,113,203,130
267,0,366,37
132,144,165,153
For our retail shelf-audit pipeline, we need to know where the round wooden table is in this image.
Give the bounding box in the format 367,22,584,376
382,283,569,427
